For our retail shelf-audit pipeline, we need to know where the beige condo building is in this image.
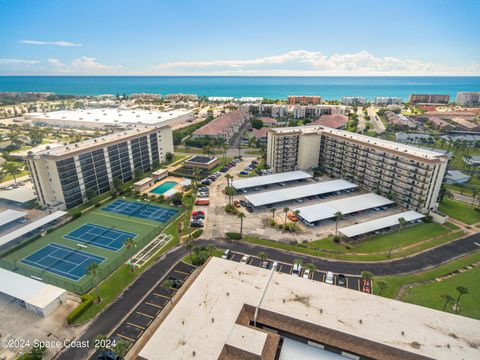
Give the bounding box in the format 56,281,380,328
266,126,449,212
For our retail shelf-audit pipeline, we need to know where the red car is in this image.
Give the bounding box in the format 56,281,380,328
361,279,371,294
192,211,205,218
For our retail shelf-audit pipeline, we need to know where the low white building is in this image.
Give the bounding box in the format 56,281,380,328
445,170,470,184
374,97,403,105
341,96,367,105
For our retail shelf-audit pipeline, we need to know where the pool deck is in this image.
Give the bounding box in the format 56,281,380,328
144,176,191,197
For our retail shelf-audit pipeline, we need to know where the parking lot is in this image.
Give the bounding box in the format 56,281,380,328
91,261,196,358
227,251,372,293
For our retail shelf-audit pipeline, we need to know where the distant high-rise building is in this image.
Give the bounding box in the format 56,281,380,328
287,96,321,105
373,97,403,105
456,92,480,106
408,94,450,104
341,96,367,105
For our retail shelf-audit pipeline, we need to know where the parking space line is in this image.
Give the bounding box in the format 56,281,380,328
346,277,349,288
174,269,190,276
153,292,170,299
358,279,360,290
145,302,163,309
136,311,154,319
116,333,136,342
127,322,146,330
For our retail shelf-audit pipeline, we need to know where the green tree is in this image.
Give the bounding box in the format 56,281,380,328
258,251,267,262
438,185,453,202
270,207,276,222
113,339,131,359
283,207,289,226
161,279,174,304
185,240,194,262
4,162,21,183
387,217,406,258
377,280,388,296
112,178,124,193
471,188,479,207
361,271,374,280
165,152,174,163
305,263,316,277
124,238,136,272
455,286,469,313
192,166,201,190
151,159,160,170
250,118,264,130
334,211,343,237
84,188,97,204
88,262,101,302
441,293,455,312
134,168,144,179
171,191,183,206
237,212,245,238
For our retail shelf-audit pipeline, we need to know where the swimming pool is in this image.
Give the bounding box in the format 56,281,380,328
150,181,177,195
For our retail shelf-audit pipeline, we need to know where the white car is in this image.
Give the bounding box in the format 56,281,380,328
221,249,231,259
292,263,302,276
240,255,250,264
325,271,334,285
271,261,278,270
197,192,209,198
302,269,310,279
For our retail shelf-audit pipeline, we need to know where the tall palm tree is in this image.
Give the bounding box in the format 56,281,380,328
334,211,343,237
258,251,267,262
361,271,373,280
88,262,101,302
305,263,316,277
237,212,245,238
388,217,406,258
4,162,21,183
377,280,388,296
455,286,469,313
124,238,136,272
441,293,455,312
185,240,194,262
192,166,200,190
471,188,479,207
283,207,289,226
113,339,131,360
438,185,454,203
270,207,276,222
226,187,236,206
293,258,303,267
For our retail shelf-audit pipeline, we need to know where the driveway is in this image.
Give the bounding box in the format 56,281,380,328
367,106,386,133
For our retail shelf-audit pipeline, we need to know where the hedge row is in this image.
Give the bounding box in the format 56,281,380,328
67,294,94,324
226,232,242,240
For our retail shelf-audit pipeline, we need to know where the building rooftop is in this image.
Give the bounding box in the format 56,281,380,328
294,193,393,223
25,108,191,126
185,155,218,164
137,257,480,360
0,209,27,228
269,125,448,161
193,110,247,136
232,170,312,190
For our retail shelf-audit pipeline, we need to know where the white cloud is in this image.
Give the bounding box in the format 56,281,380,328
0,58,40,65
48,58,65,67
70,56,122,73
146,50,480,76
20,40,83,47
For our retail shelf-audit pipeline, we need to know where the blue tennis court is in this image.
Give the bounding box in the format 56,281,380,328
103,199,178,223
20,243,105,281
64,223,137,251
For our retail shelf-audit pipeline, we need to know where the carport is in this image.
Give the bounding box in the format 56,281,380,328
339,210,425,239
293,193,393,226
244,179,357,207
232,170,312,191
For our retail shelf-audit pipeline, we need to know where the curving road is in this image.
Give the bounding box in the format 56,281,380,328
55,233,480,360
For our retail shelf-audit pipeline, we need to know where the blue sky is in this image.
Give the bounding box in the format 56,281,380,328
0,0,479,75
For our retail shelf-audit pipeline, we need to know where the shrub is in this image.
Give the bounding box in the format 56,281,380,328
226,232,242,240
70,209,82,219
94,202,101,208
67,294,93,324
192,229,203,238
224,204,239,215
333,236,341,243
424,214,433,222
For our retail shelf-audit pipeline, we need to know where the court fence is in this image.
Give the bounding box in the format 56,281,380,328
0,224,166,294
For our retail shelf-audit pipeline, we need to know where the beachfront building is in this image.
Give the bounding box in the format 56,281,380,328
341,96,367,105
23,125,173,209
373,96,403,105
292,105,348,119
408,94,450,104
266,125,448,212
130,93,162,101
165,93,198,101
456,92,480,106
287,95,321,105
135,257,480,360
192,110,249,142
24,108,193,129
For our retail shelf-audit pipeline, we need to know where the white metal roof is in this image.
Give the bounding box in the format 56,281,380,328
0,209,27,227
232,171,312,190
293,193,393,223
245,180,357,207
0,187,36,203
0,268,66,309
339,210,425,238
0,211,67,247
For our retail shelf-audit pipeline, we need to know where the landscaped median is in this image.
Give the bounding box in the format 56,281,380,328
239,222,465,261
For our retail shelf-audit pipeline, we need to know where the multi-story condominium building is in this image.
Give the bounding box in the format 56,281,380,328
266,126,448,212
456,92,480,106
165,93,199,101
373,97,403,105
24,125,173,209
292,105,348,119
130,93,162,100
287,95,321,105
341,96,367,105
192,109,248,142
238,103,288,118
408,94,450,104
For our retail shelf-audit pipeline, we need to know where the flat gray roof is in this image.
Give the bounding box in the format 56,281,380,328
0,209,27,228
339,210,424,238
0,211,67,247
245,180,357,207
0,187,36,203
294,193,393,223
232,170,312,190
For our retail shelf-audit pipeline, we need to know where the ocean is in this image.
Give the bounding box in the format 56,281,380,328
0,76,479,100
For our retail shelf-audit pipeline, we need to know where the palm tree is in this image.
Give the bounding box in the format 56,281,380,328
441,293,455,312
471,188,479,207
0,167,6,184
4,162,21,183
94,335,108,357
161,279,174,304
113,339,131,359
258,251,267,262
305,263,316,277
88,262,101,302
192,166,200,190
237,212,245,238
387,217,406,258
207,245,215,256
270,207,276,222
225,187,236,206
361,271,373,280
455,286,469,313
225,173,233,189
222,143,228,163
185,240,194,262
283,207,289,226
377,280,388,296
438,185,454,203
124,238,136,272
293,258,303,267
334,211,343,237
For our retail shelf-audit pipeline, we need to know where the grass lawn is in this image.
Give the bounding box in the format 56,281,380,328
401,267,480,319
182,248,223,265
439,199,480,224
243,222,462,261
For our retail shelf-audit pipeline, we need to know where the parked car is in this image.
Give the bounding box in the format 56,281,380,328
192,210,205,217
190,220,204,228
221,249,231,259
240,171,249,175
168,276,183,289
271,261,278,270
337,274,346,287
198,187,209,192
261,260,270,269
295,198,303,203
197,192,209,198
287,212,299,222
201,179,212,185
246,206,254,213
361,279,371,293
303,269,311,279
233,200,241,208
239,200,247,207
253,187,260,191
195,199,210,205
240,255,250,264
325,271,334,285
292,263,302,276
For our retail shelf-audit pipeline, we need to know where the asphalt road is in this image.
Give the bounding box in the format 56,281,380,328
56,233,480,360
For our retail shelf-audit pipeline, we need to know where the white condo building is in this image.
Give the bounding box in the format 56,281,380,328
373,97,403,105
456,92,480,106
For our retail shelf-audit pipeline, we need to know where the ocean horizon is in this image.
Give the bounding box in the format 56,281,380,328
0,76,479,100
